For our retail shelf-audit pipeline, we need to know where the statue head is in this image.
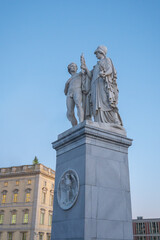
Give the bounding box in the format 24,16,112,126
68,63,78,75
94,45,107,59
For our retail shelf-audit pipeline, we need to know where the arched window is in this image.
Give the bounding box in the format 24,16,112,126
40,209,45,225
23,209,29,224
10,210,17,224
1,190,7,204
39,232,44,240
13,189,19,203
47,233,51,240
25,188,31,203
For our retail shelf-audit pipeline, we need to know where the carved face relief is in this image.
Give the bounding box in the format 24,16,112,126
57,169,79,210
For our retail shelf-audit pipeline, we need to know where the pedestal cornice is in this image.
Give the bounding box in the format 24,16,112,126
52,120,132,151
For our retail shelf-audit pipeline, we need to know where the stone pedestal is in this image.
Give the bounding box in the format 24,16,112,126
51,121,133,240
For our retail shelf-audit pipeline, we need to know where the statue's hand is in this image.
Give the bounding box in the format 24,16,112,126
81,63,87,72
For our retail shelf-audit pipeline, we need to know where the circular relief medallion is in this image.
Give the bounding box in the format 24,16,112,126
57,169,79,210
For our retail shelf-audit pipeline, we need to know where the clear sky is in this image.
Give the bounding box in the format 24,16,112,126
1,0,160,219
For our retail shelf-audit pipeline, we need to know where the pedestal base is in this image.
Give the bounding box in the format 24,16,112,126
51,121,133,240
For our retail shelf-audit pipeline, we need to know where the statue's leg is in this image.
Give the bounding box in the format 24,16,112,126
66,96,77,126
82,94,86,120
74,93,84,123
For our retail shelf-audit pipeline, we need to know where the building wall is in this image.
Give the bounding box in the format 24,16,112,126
0,164,55,240
33,173,54,240
133,218,160,240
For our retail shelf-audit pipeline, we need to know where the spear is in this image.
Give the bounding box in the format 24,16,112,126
80,53,86,74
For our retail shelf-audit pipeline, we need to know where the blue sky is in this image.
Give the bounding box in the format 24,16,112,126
1,0,160,219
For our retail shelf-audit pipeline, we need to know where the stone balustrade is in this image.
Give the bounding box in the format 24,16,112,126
0,164,55,177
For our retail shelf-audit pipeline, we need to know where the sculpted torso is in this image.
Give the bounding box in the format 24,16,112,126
67,73,82,97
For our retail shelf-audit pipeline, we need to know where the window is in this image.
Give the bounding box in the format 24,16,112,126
23,209,29,224
48,211,52,226
49,190,54,206
142,223,145,234
42,192,46,204
2,190,7,204
22,232,27,240
11,214,16,224
25,188,31,202
39,233,44,240
25,193,30,202
42,187,47,204
13,189,19,203
49,194,53,206
8,233,13,240
149,222,152,234
4,182,8,187
0,211,4,224
2,194,6,204
13,193,18,203
47,233,51,240
136,223,138,234
138,223,143,234
40,209,45,225
24,213,28,223
11,210,17,224
51,183,54,189
28,180,31,185
40,212,44,225
156,222,159,233
152,222,156,234
44,181,47,187
16,181,19,186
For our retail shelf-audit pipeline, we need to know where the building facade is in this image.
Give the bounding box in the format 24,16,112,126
133,217,160,240
0,164,55,240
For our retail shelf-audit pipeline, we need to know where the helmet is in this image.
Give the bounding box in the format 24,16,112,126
94,45,107,56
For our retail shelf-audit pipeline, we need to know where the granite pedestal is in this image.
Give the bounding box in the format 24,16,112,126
51,121,133,240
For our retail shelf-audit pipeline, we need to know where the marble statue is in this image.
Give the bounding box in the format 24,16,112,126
81,45,122,125
57,169,79,210
64,63,84,126
65,46,123,127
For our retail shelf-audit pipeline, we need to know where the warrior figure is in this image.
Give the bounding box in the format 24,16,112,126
81,45,122,125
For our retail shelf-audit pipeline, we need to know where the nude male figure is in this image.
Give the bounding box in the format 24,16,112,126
64,63,84,126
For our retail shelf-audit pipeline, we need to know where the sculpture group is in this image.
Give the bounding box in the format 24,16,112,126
64,45,123,127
